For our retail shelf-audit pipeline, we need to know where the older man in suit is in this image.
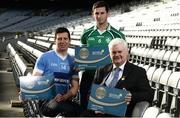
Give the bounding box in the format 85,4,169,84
92,38,154,117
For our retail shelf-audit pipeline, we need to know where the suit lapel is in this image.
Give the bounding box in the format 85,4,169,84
100,64,113,86
115,62,132,88
122,62,131,78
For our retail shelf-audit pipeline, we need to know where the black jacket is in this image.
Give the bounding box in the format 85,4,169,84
93,61,154,116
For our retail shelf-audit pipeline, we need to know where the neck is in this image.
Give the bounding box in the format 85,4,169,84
97,22,108,31
56,49,67,56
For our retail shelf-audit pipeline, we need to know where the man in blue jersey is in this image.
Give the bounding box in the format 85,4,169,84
80,0,125,109
32,27,81,117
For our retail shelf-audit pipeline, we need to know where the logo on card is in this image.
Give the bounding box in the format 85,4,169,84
79,48,89,59
95,86,106,99
27,81,35,89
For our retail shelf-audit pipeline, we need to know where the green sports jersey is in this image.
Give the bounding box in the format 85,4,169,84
80,24,125,47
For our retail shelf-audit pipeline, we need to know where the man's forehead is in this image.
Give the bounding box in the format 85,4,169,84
94,7,106,12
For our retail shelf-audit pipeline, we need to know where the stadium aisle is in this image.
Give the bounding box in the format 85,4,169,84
0,52,23,117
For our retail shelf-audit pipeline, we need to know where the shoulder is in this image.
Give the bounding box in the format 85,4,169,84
67,54,74,61
109,25,125,39
82,26,94,36
41,50,55,57
39,50,54,59
127,62,146,73
66,54,75,65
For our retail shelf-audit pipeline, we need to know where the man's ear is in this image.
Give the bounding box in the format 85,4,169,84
91,11,94,18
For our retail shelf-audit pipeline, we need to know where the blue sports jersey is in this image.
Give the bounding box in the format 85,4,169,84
34,50,78,95
34,50,77,76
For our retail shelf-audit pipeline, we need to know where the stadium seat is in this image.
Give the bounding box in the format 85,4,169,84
165,37,178,50
137,47,146,64
162,50,172,69
168,51,179,70
175,54,180,71
175,38,180,49
35,40,53,52
146,66,156,86
129,46,138,63
167,72,180,117
151,49,160,66
176,80,180,117
27,38,37,45
32,49,43,59
34,36,49,41
158,70,172,110
156,112,172,118
143,64,150,72
141,48,150,65
142,106,160,118
151,67,164,106
145,48,155,65
156,49,166,67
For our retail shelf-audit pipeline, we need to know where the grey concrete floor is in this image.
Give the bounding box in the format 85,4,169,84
0,52,24,117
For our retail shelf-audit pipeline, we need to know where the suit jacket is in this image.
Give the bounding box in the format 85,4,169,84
93,61,154,116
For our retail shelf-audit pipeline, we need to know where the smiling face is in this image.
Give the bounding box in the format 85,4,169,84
55,32,70,53
109,43,129,67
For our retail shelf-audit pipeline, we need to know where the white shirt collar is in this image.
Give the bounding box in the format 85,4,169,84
112,61,126,72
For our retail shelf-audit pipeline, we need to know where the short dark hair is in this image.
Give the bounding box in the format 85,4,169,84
92,1,109,13
55,27,70,39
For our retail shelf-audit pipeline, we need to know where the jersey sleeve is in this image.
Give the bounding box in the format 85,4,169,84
80,31,87,45
120,32,126,40
34,55,45,74
72,61,79,79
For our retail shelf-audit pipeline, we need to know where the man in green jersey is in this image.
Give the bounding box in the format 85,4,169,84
80,0,125,109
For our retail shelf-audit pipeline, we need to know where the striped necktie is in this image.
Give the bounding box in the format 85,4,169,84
109,68,121,87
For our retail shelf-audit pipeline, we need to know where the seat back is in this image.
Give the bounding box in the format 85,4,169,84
156,112,172,118
142,106,160,118
151,67,164,106
167,72,180,115
146,66,156,86
159,70,172,110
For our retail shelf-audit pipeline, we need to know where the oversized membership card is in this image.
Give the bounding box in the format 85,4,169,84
88,84,130,116
19,74,55,100
75,46,111,70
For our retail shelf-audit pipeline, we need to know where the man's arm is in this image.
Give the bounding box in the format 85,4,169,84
80,34,87,45
131,68,154,103
65,78,79,99
55,77,79,102
32,70,43,76
32,54,44,76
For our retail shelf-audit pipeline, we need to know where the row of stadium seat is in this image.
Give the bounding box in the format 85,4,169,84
130,47,180,70
16,41,43,64
145,66,180,117
6,43,33,88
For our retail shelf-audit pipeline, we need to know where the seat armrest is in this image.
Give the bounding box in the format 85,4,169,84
132,101,150,117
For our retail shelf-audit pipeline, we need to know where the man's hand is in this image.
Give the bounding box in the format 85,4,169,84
18,91,24,102
54,94,66,102
125,93,132,105
95,110,105,116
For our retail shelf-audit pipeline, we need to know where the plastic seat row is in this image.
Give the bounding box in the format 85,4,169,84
145,65,180,117
126,36,153,48
142,106,172,118
6,43,33,89
16,41,43,64
130,47,180,70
